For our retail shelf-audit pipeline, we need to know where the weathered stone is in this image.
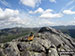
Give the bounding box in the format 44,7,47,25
0,27,75,56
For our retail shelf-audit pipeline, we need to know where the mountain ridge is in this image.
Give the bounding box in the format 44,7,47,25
0,27,75,56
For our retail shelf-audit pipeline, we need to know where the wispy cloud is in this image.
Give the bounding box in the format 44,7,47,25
0,0,11,8
60,0,74,13
69,6,75,10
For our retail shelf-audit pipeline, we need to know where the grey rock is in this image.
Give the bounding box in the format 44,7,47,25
0,27,75,56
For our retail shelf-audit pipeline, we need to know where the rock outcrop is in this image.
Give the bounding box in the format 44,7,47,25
0,27,75,56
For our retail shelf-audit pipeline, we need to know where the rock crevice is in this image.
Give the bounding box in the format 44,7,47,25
0,27,75,56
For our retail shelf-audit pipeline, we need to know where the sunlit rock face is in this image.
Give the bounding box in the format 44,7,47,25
0,27,75,56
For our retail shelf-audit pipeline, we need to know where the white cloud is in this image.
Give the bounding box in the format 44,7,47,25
70,21,75,25
49,0,56,3
0,8,19,20
29,8,44,14
66,20,75,25
35,8,44,13
29,8,53,14
43,9,53,13
68,17,75,25
0,8,22,28
29,8,62,19
40,13,62,18
63,10,75,14
0,8,56,29
20,0,41,8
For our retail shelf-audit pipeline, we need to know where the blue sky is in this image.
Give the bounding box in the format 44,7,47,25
0,0,75,28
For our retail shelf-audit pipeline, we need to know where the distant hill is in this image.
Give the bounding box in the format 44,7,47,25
0,27,39,43
51,25,75,38
51,25,75,29
0,25,75,43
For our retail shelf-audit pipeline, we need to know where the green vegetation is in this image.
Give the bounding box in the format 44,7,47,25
0,33,28,43
0,27,38,43
0,26,75,43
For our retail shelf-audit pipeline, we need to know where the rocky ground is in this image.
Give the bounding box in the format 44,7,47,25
0,27,75,56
